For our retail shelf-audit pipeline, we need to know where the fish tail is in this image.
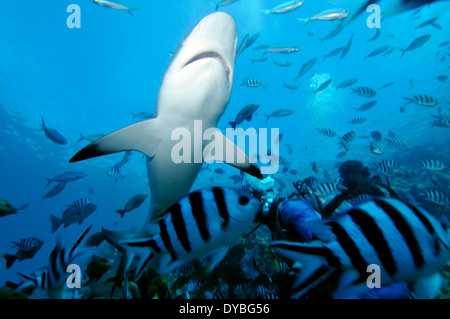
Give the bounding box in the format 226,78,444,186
41,117,45,130
77,131,85,143
296,18,310,25
102,228,156,287
228,121,236,129
129,112,136,120
2,254,17,269
49,215,62,233
265,115,270,122
269,241,335,298
127,8,139,16
43,177,52,188
402,97,414,104
17,203,29,211
399,48,407,58
116,209,126,219
432,23,442,30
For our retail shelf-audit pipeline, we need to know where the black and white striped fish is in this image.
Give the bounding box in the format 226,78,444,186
317,128,337,137
421,160,446,171
347,194,373,206
46,226,92,298
106,167,125,184
430,114,450,127
70,198,91,208
18,227,91,298
348,117,366,124
420,189,449,206
386,138,410,151
373,162,394,176
370,130,383,142
241,77,262,88
270,197,450,299
340,130,356,144
403,95,438,106
313,182,340,197
284,81,298,90
351,86,377,98
370,140,390,155
101,187,261,282
380,159,399,168
3,237,44,269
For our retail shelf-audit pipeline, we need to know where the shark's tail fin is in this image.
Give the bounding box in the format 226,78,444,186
228,121,237,129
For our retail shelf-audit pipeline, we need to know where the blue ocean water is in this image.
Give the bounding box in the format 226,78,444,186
0,0,449,299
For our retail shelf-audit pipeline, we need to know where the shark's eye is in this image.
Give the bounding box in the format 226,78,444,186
239,196,249,206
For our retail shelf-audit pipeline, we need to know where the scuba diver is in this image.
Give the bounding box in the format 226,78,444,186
294,160,400,219
260,160,416,299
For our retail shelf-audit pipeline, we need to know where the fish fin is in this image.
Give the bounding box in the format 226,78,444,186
17,272,38,286
68,226,92,259
202,128,263,179
228,121,236,129
2,254,17,269
402,97,414,104
70,119,161,163
431,23,442,30
399,48,407,58
17,203,29,211
302,220,336,242
77,132,85,143
116,209,126,219
296,18,310,25
270,241,334,298
129,112,136,120
49,215,62,233
127,8,139,16
412,273,442,299
205,247,229,273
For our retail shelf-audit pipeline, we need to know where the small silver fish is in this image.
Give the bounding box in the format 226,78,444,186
90,0,138,15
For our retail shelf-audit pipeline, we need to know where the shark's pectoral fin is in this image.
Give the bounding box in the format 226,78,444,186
70,119,161,163
203,129,263,179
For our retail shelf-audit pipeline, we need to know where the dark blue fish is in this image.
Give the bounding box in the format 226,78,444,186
340,33,354,60
314,78,332,94
353,100,378,112
41,182,66,202
400,34,431,57
41,117,67,145
43,172,86,187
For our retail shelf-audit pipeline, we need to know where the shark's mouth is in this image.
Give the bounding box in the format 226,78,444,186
183,51,231,80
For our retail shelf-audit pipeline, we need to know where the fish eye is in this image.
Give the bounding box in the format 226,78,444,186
239,196,249,206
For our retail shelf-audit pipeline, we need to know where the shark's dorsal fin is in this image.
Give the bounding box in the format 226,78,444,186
70,119,162,163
